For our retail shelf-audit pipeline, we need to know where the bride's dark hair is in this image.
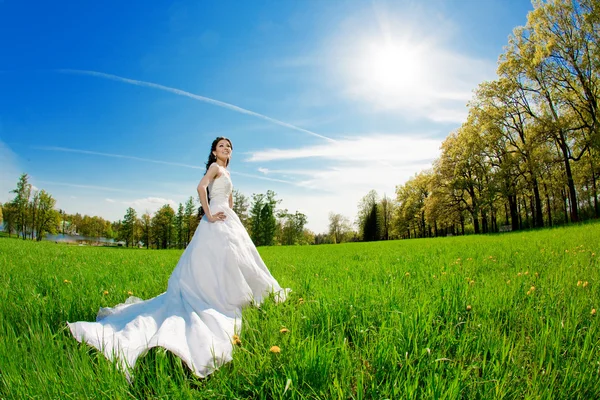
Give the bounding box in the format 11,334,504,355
200,137,233,217
205,136,233,173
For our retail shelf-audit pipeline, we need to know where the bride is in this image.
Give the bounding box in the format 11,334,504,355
68,137,289,380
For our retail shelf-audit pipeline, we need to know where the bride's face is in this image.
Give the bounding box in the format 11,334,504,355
213,139,232,161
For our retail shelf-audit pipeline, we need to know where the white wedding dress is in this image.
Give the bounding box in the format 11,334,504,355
67,167,289,380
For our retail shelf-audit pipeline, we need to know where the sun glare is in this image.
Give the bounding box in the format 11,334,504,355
363,41,424,94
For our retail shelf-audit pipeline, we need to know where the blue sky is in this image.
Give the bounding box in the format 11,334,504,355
0,0,533,234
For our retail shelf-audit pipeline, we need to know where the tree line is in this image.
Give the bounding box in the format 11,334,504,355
344,0,600,241
1,173,311,248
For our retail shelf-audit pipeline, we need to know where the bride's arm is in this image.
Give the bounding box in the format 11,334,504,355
229,192,233,209
197,164,225,223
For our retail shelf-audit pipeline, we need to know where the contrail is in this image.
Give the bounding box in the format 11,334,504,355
35,146,299,185
58,69,336,143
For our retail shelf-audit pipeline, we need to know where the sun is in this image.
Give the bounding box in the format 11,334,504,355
361,40,424,94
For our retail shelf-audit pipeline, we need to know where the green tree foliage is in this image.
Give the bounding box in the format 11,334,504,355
33,190,59,241
249,190,279,246
1,202,18,238
10,173,32,240
232,189,250,231
176,203,184,249
328,212,353,244
140,212,152,249
276,210,308,246
151,205,175,249
356,190,379,240
120,207,138,248
183,197,197,247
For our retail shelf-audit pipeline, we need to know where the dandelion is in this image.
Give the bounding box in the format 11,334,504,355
592,253,596,257
592,309,597,316
469,280,475,285
405,272,410,276
530,286,536,292
524,271,529,275
578,280,582,286
280,328,290,334
467,258,473,261
232,334,242,346
466,305,472,311
103,290,109,295
127,291,133,295
298,298,305,304
535,272,539,278
566,249,569,253
442,271,447,275
433,274,437,278
583,281,589,287
63,279,71,284
270,345,281,353
518,272,522,277
526,291,531,296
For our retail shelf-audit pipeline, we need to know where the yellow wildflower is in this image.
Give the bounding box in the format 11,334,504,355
583,281,589,287
280,328,290,334
270,345,281,353
592,309,597,316
466,305,472,311
103,290,109,295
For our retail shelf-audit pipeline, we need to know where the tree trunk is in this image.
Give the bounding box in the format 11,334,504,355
543,182,552,227
509,195,519,231
532,177,544,228
559,141,579,222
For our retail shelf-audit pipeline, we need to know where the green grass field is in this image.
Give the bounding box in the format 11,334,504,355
1,223,599,399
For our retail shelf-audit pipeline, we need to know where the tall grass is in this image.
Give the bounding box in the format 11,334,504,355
0,223,599,399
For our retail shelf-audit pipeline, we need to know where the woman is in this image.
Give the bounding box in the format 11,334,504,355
67,137,289,380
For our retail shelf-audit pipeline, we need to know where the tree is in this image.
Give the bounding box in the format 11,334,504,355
249,190,279,246
11,173,32,239
183,197,197,247
152,204,175,249
379,195,394,240
232,189,250,230
362,202,380,241
1,202,17,237
176,203,184,249
141,212,152,249
277,210,308,245
34,190,59,241
121,207,138,247
356,190,379,239
328,212,352,244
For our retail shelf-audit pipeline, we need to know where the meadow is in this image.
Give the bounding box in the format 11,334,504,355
0,223,599,399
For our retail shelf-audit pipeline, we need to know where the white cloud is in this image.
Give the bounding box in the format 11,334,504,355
245,134,440,164
105,198,116,203
258,167,270,174
244,134,441,233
